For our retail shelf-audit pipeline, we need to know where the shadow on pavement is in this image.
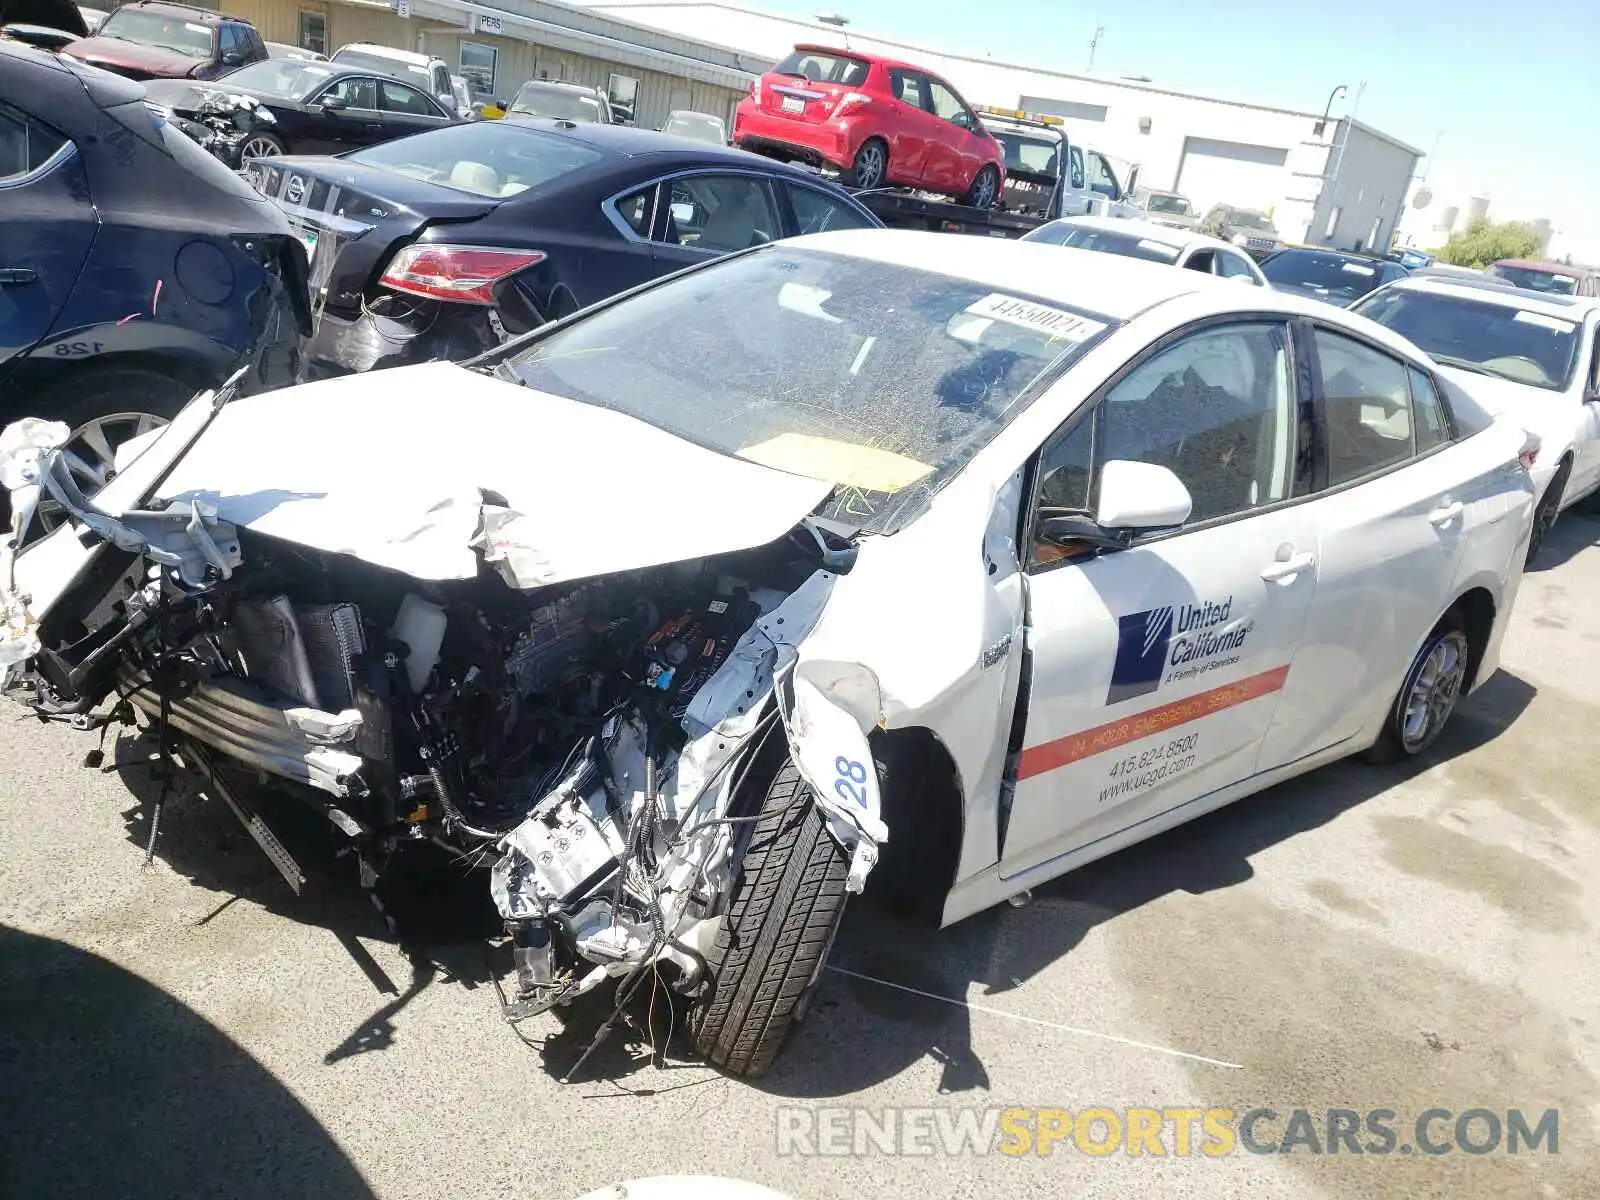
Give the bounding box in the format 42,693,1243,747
753,670,1539,1099
0,923,375,1199
1527,503,1600,573
106,730,501,1061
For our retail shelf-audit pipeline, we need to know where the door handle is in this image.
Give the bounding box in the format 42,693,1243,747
364,122,384,132
1428,501,1464,527
0,268,37,284
1260,551,1316,582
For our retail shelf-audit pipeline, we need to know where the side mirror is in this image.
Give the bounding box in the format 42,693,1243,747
320,95,346,112
221,52,244,66
1095,460,1193,531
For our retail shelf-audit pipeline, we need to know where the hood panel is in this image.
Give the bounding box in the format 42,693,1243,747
67,35,199,77
152,363,836,585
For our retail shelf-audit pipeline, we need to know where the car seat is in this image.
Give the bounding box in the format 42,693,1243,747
448,160,500,195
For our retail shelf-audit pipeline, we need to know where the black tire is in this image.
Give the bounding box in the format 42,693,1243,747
960,163,1001,209
843,138,888,190
690,760,849,1078
20,365,194,541
1364,619,1471,764
1526,458,1570,565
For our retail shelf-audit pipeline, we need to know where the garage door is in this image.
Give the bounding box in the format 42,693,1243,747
1174,137,1289,213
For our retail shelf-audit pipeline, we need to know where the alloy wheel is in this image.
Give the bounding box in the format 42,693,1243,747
971,168,997,208
240,136,282,162
1399,631,1468,753
854,142,885,189
34,412,169,535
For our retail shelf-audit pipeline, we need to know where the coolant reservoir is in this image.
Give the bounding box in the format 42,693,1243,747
389,593,447,693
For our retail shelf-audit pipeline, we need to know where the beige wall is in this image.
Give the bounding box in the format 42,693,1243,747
228,0,743,128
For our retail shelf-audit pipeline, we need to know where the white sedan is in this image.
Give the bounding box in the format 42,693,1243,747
1353,275,1600,560
0,231,1537,1080
1023,214,1269,286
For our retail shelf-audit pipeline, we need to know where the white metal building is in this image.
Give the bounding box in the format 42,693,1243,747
575,0,1425,250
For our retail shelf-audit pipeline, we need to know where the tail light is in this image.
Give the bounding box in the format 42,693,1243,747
378,244,546,305
832,92,870,118
1517,431,1541,472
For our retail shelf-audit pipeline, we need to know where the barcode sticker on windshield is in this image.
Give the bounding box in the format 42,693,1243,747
965,294,1106,343
1513,311,1576,333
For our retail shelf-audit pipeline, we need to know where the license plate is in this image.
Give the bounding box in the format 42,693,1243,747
781,95,805,114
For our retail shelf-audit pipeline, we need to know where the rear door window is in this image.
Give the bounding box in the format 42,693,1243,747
661,175,781,252
1313,329,1417,484
380,80,439,116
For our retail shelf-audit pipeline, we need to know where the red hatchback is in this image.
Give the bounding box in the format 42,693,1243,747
733,44,1005,208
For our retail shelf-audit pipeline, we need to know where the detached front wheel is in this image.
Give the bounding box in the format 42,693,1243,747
690,760,849,1078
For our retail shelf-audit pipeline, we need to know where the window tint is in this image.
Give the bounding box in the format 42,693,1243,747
322,76,378,109
1037,415,1093,513
0,104,66,180
774,49,870,86
1098,323,1296,524
661,175,780,252
613,185,653,237
1314,329,1414,484
1408,367,1450,452
1216,252,1257,280
1087,152,1119,198
790,186,874,234
924,78,969,125
380,80,437,116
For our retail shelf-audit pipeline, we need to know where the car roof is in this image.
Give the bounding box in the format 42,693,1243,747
1385,275,1600,319
1493,258,1596,274
334,42,435,64
498,116,828,172
783,229,1273,322
114,0,237,22
788,41,940,77
1048,214,1235,252
516,78,601,93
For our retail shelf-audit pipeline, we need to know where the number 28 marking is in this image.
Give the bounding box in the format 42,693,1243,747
834,755,870,808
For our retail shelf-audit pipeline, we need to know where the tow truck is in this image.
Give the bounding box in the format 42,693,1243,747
850,106,1140,238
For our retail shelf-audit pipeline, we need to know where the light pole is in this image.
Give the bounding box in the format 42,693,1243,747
1313,84,1347,139
816,10,850,48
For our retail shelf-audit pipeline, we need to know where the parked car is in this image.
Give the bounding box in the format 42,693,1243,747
1407,263,1489,283
75,3,104,30
144,59,459,166
733,43,1005,207
0,41,309,532
0,230,1537,1081
328,42,455,114
1487,259,1600,298
62,1,266,81
1023,215,1267,284
505,79,614,124
1258,248,1408,305
660,109,727,144
1353,276,1600,560
1131,186,1199,230
1201,204,1285,256
1387,247,1433,270
241,119,880,378
264,40,325,61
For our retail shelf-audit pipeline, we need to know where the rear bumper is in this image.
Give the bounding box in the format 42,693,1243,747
304,299,501,380
733,105,853,168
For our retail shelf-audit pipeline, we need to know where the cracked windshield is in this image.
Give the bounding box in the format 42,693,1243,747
2,0,1595,1198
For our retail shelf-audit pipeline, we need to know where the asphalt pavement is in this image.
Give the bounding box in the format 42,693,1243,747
3,509,1597,1200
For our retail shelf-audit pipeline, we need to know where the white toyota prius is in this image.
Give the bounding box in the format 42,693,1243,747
0,230,1538,1080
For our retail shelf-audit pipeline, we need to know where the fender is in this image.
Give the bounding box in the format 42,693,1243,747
774,652,889,893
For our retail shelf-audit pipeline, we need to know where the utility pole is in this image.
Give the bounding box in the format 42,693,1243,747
1087,24,1104,72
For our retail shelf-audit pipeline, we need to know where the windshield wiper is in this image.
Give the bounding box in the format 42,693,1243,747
1431,355,1495,377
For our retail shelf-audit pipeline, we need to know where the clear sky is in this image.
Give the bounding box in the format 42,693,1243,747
759,0,1600,261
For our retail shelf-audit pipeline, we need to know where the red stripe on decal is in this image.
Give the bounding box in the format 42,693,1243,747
1017,665,1292,781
